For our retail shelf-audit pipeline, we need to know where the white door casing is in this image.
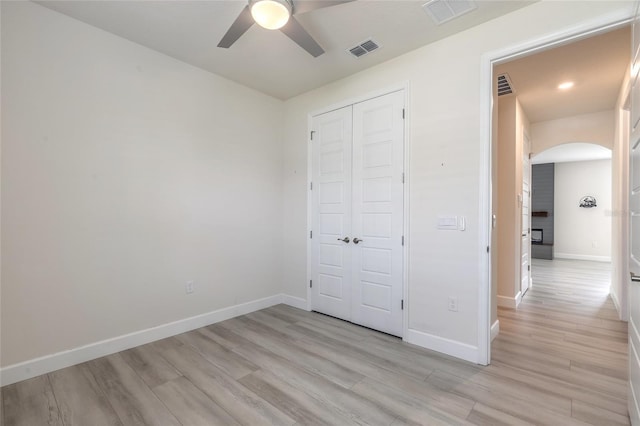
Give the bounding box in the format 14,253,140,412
310,106,353,321
351,91,405,337
630,4,640,423
310,90,405,337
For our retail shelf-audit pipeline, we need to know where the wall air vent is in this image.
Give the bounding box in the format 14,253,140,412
422,0,476,25
497,73,515,96
348,39,380,58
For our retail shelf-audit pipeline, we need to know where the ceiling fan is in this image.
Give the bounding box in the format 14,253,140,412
217,0,353,57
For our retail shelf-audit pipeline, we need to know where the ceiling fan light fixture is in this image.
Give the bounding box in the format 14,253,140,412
250,0,292,30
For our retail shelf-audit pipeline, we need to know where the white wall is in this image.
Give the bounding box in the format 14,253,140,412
611,68,631,319
496,96,516,310
490,79,499,327
1,0,632,373
282,0,632,361
531,110,615,154
554,159,612,261
1,2,284,367
497,96,530,308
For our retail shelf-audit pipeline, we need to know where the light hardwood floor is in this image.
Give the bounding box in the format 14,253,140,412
2,258,629,425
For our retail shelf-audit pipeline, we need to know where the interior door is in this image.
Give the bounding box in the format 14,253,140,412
310,106,353,321
629,4,640,423
310,90,405,337
521,133,532,296
351,91,405,337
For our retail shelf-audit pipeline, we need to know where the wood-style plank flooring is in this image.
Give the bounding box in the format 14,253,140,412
2,259,629,425
492,259,629,425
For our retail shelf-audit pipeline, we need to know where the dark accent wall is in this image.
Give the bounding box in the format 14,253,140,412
532,163,554,245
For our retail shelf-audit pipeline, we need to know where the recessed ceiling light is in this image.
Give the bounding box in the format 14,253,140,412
558,81,574,90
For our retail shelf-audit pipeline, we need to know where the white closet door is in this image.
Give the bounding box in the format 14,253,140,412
351,91,405,337
310,106,353,321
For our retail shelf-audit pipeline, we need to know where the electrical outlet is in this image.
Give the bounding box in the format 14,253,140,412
592,240,598,248
448,297,458,312
185,281,194,294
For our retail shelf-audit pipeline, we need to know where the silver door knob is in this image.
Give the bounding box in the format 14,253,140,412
337,237,350,243
353,238,363,244
631,272,640,282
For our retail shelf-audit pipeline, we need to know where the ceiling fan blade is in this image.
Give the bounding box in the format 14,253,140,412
218,5,254,48
280,16,325,57
293,0,355,15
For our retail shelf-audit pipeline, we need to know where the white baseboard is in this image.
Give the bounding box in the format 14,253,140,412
491,320,500,341
630,381,640,426
404,328,479,364
497,291,522,309
0,294,284,387
610,287,621,318
281,294,309,311
554,253,611,262
629,336,640,425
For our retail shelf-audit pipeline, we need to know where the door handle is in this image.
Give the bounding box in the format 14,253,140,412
337,237,350,243
632,272,640,283
353,238,363,244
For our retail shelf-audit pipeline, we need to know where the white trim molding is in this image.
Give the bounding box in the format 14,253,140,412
281,294,309,311
1,294,289,386
554,253,611,263
497,291,522,309
610,287,622,319
630,321,640,424
491,320,500,341
405,328,479,364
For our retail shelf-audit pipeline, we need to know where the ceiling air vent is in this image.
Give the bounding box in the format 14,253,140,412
422,0,477,25
348,39,380,58
497,73,515,96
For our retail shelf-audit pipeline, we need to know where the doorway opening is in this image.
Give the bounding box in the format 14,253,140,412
487,24,631,361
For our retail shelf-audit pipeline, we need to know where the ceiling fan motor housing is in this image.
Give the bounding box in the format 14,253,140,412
220,0,352,57
249,0,293,30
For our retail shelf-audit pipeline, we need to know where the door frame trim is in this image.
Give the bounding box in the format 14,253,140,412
480,12,632,365
521,129,532,296
306,83,410,339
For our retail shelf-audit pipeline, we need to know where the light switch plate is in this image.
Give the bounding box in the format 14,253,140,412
437,216,458,230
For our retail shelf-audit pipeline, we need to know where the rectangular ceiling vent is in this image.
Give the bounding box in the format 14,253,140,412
422,0,477,25
497,73,515,96
348,39,380,58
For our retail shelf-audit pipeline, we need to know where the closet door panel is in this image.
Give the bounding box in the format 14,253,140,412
351,91,405,337
310,106,353,321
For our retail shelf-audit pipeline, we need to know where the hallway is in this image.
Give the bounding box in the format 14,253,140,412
492,258,628,425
